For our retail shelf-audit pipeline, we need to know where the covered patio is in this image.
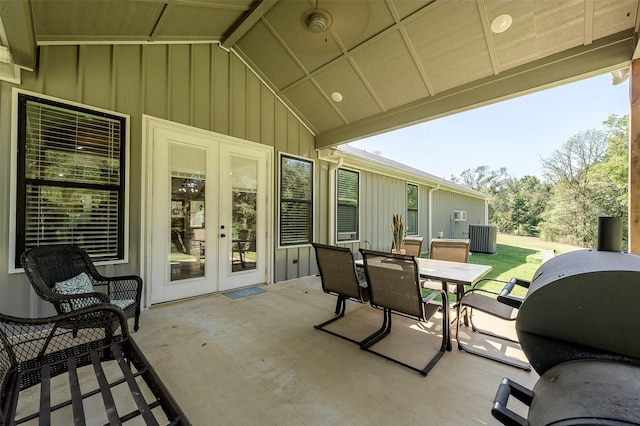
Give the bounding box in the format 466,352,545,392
1,0,639,306
0,2,637,422
130,276,533,424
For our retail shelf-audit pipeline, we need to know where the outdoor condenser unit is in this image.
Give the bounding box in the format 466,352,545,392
468,224,497,254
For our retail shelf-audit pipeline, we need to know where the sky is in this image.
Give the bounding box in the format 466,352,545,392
348,72,630,181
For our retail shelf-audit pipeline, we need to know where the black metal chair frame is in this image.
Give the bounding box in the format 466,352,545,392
0,304,190,425
360,249,451,376
312,243,370,344
456,277,531,371
21,244,143,331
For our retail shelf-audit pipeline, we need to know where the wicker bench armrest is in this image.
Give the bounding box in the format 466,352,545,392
0,305,191,424
0,304,128,366
105,274,143,300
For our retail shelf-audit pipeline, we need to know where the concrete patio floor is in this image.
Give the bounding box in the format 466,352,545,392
133,276,538,425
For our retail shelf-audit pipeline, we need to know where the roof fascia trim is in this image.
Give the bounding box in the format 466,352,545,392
317,148,487,200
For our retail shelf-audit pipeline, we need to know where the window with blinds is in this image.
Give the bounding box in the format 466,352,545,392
407,183,418,235
279,155,313,246
15,93,126,267
336,168,359,242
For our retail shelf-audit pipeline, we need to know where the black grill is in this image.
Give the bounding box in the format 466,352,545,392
492,248,640,425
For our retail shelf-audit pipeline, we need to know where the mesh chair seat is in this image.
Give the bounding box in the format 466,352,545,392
402,236,424,257
460,293,517,320
456,277,531,371
360,249,451,376
424,238,471,322
312,243,370,344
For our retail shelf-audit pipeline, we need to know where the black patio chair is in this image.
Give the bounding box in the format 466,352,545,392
360,249,451,376
20,244,143,331
456,277,531,370
312,242,370,344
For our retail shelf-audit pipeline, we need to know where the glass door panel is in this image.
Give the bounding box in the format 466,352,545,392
229,155,258,272
170,144,206,281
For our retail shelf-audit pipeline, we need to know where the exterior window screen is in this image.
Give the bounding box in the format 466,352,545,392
16,93,126,267
336,168,359,242
280,155,313,246
407,183,418,235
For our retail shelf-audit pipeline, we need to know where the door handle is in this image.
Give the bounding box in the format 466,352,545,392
220,234,226,238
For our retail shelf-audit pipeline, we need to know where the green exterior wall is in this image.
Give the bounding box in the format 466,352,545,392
0,43,316,316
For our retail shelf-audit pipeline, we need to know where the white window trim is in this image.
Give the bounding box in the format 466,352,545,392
9,88,130,273
407,182,419,236
335,167,360,243
277,152,315,249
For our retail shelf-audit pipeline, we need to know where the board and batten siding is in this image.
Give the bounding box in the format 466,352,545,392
311,157,487,263
0,43,315,317
313,163,487,261
313,166,408,259
430,190,486,240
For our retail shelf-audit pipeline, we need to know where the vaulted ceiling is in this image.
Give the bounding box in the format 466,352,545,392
1,0,638,149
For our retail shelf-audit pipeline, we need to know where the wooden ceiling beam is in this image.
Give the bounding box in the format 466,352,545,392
0,0,36,70
222,0,277,50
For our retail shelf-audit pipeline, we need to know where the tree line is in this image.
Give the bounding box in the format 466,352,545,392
451,114,628,250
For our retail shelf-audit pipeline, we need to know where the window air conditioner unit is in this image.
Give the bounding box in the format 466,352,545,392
453,210,467,222
0,45,20,84
337,231,357,241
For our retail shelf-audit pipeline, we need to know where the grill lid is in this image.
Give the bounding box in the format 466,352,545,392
516,249,640,375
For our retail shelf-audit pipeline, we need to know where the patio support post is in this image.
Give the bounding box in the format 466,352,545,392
630,59,640,254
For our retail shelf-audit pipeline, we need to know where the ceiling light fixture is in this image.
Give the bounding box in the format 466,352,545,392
331,92,343,102
491,14,512,34
307,14,327,33
303,9,332,33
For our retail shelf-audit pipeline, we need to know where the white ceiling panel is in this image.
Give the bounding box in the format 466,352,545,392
406,1,494,93
352,31,430,110
314,60,383,125
4,0,637,148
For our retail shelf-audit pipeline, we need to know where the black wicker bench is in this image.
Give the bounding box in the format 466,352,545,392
0,304,190,425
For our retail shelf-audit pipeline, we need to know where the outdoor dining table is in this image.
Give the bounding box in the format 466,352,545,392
356,257,493,300
355,256,492,356
416,257,492,299
355,257,493,350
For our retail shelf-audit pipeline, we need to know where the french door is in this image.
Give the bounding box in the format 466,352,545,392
147,121,271,304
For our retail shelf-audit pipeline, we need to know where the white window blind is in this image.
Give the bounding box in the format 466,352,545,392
280,155,313,246
336,169,359,242
17,94,125,265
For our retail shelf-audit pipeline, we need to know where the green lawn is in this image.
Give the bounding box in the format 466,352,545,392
425,234,583,298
